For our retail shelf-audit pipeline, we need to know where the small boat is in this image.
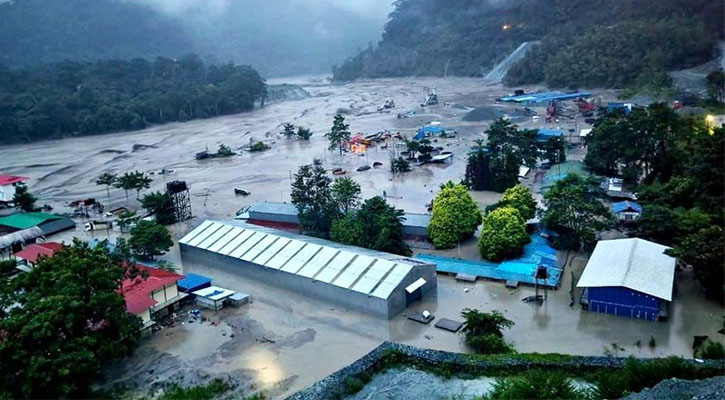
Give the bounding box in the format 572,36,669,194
234,188,251,196
356,165,371,172
332,168,346,175
372,162,383,168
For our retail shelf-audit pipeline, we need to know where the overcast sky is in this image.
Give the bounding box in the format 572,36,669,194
127,0,394,21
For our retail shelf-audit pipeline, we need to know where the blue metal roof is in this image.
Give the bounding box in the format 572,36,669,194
499,91,591,104
611,201,642,214
536,129,564,141
415,232,561,287
178,273,213,292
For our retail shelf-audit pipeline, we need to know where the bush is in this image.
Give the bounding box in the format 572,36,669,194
460,309,515,354
478,207,530,261
696,340,725,360
428,182,482,249
483,370,587,400
390,157,411,173
157,379,230,400
249,141,270,152
467,333,513,355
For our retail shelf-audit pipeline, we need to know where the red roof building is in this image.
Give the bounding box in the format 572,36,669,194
121,265,186,329
0,175,29,203
0,175,28,186
14,242,64,265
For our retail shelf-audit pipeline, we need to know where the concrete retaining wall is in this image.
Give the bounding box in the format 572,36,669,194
286,342,725,400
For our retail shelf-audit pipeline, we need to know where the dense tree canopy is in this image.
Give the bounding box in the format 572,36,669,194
330,196,411,256
488,184,537,221
485,119,537,192
331,177,361,214
0,240,142,398
0,55,266,144
129,220,173,261
478,207,530,262
334,0,722,91
585,104,690,184
540,174,614,250
428,182,482,249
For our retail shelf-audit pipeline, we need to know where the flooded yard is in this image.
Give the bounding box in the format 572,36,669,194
2,76,722,399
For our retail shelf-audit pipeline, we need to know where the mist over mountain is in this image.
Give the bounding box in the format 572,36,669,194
333,0,724,90
0,0,392,77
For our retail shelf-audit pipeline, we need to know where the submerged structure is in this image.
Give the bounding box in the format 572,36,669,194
179,221,437,318
577,238,676,321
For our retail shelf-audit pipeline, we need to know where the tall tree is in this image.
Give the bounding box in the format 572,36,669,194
485,119,537,192
479,207,530,261
540,174,614,250
0,240,141,398
128,220,173,261
428,182,482,249
325,114,351,158
331,177,361,213
488,184,537,221
95,172,117,201
290,164,334,237
12,182,36,212
140,192,176,225
465,140,492,190
282,123,296,139
114,172,136,201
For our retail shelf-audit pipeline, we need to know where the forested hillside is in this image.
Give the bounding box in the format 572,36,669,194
0,0,192,66
0,0,384,77
333,0,724,90
0,56,266,144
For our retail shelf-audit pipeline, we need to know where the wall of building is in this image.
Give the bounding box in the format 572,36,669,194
587,286,662,321
180,244,435,319
136,308,151,325
249,211,299,225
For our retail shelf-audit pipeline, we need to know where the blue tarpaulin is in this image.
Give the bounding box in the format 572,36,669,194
178,273,212,293
414,125,447,141
416,232,561,287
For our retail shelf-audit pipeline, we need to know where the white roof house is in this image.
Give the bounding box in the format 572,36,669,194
179,220,437,318
576,238,676,301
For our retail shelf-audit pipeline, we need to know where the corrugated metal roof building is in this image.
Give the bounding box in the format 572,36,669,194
238,202,432,238
577,238,676,321
0,212,76,236
179,220,437,318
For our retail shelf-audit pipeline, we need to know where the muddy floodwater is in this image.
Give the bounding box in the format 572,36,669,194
2,76,723,399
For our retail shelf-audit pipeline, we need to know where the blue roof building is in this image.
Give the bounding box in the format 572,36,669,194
414,125,448,141
178,273,213,293
611,201,642,221
536,129,564,142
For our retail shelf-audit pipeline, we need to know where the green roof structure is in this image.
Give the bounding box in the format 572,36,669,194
0,212,63,230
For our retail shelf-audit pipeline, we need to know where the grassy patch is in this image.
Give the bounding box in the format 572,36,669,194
157,379,230,400
478,369,589,400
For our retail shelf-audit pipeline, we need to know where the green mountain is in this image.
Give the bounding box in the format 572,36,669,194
0,0,194,66
333,0,724,89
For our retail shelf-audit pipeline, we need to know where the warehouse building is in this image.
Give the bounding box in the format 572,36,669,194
179,220,437,318
577,238,676,321
237,201,432,238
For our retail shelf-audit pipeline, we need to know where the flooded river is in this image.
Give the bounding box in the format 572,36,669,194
2,76,722,399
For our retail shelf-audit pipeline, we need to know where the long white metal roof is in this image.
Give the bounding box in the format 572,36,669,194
576,238,676,301
180,220,431,300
